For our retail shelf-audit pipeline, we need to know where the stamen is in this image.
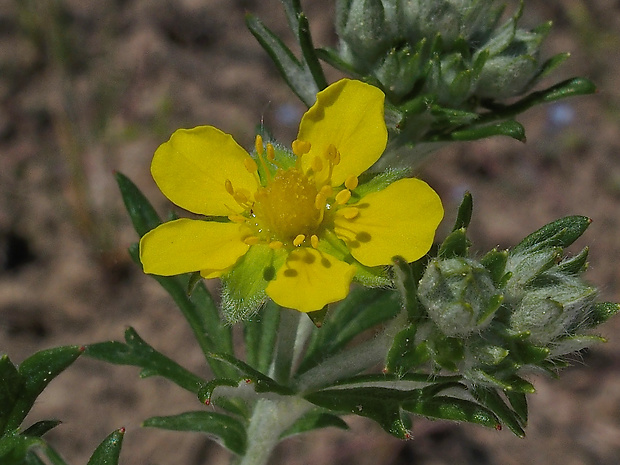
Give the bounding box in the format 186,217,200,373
311,235,319,248
225,179,235,196
244,157,258,173
314,192,326,210
325,144,341,165
228,214,247,223
345,175,359,190
340,207,359,220
292,139,311,157
319,185,333,198
244,236,260,246
266,143,276,161
335,189,352,205
255,135,264,155
269,240,283,250
293,234,306,247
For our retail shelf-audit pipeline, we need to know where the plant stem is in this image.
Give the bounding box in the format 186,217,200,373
237,397,311,465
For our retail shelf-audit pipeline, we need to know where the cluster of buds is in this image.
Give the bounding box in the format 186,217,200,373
410,211,616,395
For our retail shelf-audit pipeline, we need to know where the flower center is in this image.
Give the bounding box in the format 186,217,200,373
253,168,320,242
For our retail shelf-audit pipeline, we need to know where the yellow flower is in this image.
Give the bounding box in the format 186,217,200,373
139,79,443,319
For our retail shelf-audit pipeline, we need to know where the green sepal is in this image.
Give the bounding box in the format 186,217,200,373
392,256,420,322
115,172,161,237
306,306,329,328
507,339,550,365
143,412,247,456
21,421,62,438
244,300,280,373
297,287,401,375
471,387,525,437
127,244,235,378
469,370,535,393
85,327,206,395
207,353,294,396
550,334,606,356
385,325,429,376
352,168,409,200
452,192,473,231
221,245,287,324
557,247,589,275
477,294,504,325
402,396,501,430
3,346,82,433
86,428,125,465
512,216,591,255
246,13,318,107
480,249,509,286
430,334,465,371
438,228,470,259
583,302,620,328
280,410,349,438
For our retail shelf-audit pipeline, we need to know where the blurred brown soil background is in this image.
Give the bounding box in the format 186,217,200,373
1,1,620,464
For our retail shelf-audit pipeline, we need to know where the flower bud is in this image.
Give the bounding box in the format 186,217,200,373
418,257,500,337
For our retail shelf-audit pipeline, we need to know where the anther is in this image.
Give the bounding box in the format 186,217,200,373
326,144,341,165
266,143,275,161
335,189,352,205
244,157,258,173
225,179,235,196
269,240,283,250
345,175,359,190
244,236,260,245
314,193,326,210
319,185,333,197
234,191,249,204
255,135,264,155
311,235,319,248
293,234,306,247
292,139,311,156
340,207,359,220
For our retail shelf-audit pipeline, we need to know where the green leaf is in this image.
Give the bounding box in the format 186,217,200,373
431,334,465,371
438,228,470,259
86,428,125,465
0,355,23,434
392,257,420,322
505,391,528,425
280,410,349,438
127,245,235,378
305,386,420,438
452,192,473,231
0,434,44,465
207,353,294,396
244,300,280,374
4,347,82,433
144,412,246,456
21,421,62,438
297,287,401,375
511,216,591,255
115,172,161,237
557,247,589,275
448,120,526,142
246,13,318,107
385,325,429,376
403,396,500,430
85,327,206,395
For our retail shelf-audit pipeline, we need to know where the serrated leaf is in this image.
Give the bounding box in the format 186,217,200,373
115,172,161,237
4,347,82,433
403,396,500,430
86,428,125,465
144,412,246,456
511,216,591,255
280,410,349,438
85,327,206,395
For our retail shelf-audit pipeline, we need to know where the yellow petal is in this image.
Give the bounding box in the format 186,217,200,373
140,219,249,276
266,248,356,313
298,79,387,186
334,178,444,267
152,126,258,216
